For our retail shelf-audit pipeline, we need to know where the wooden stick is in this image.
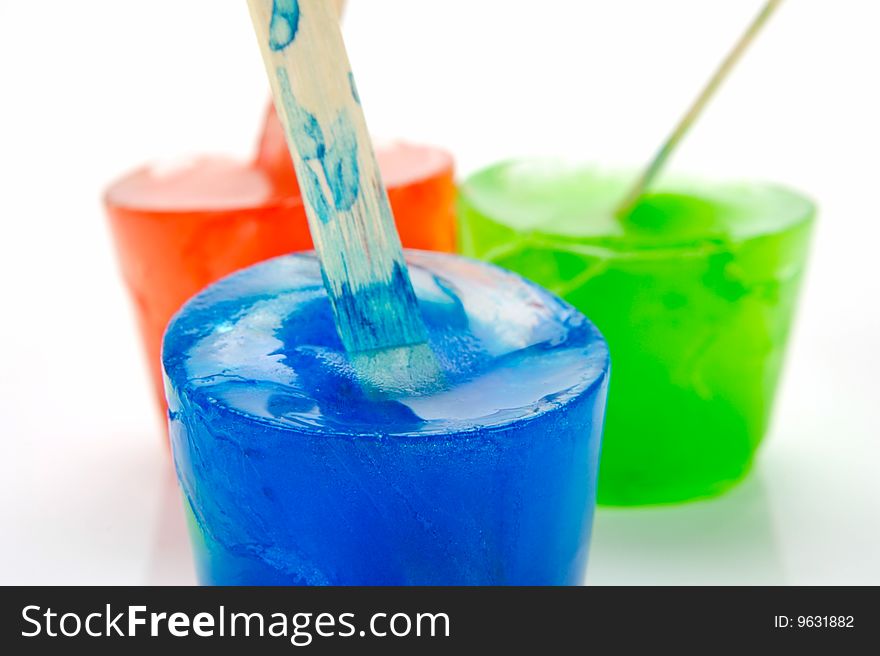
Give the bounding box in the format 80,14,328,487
247,0,431,361
615,0,784,217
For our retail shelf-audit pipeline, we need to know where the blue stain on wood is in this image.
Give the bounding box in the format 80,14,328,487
287,119,431,358
323,111,360,211
332,262,426,353
265,19,438,386
276,68,324,160
276,68,360,217
348,72,361,105
299,165,333,225
269,0,300,51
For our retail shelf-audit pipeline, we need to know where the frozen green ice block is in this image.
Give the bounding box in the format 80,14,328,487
458,160,814,505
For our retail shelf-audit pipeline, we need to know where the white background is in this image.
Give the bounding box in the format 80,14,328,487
1,0,878,585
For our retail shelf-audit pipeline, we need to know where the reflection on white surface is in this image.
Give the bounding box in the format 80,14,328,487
147,473,197,586
587,471,784,585
1,434,168,585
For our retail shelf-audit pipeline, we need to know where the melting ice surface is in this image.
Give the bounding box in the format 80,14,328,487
164,252,609,436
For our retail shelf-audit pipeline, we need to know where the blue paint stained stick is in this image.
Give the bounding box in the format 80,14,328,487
247,0,439,391
268,0,300,51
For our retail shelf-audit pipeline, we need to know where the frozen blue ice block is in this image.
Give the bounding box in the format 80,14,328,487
162,251,610,585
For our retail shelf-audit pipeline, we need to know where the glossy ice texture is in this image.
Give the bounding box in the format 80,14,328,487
458,161,814,505
105,116,456,419
163,251,609,585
